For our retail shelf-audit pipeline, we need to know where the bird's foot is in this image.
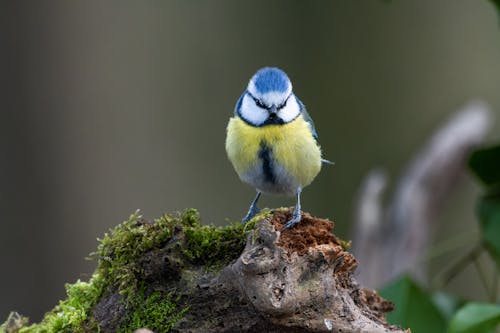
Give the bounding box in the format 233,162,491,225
242,206,261,224
284,210,302,229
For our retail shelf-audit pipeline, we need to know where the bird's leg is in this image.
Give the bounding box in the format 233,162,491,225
284,187,302,229
242,191,262,223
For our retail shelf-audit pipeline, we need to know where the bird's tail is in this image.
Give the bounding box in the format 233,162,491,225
321,159,335,165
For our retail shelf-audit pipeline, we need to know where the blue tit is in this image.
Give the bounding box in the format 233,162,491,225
225,67,333,229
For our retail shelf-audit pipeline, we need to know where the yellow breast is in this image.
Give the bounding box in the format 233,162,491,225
225,115,322,194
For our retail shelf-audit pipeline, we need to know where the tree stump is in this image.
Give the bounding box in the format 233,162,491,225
1,209,408,333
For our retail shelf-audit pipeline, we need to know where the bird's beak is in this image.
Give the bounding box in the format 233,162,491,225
269,105,277,114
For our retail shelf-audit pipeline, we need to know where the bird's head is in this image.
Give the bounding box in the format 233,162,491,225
236,67,301,126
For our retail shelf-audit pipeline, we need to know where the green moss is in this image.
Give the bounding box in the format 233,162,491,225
118,286,189,333
8,276,105,333
340,239,352,251
179,208,268,267
93,209,177,299
1,208,269,333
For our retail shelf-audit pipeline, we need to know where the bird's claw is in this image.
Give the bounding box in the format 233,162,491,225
283,211,302,229
242,206,261,224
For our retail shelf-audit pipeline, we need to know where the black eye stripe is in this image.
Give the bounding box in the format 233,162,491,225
246,92,268,110
246,91,292,111
254,97,267,109
277,94,292,110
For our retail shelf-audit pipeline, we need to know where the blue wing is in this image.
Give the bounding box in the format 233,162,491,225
297,96,335,165
296,96,318,141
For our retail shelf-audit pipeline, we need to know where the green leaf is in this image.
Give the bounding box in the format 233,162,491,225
448,302,500,333
469,145,500,187
381,275,447,333
477,195,500,265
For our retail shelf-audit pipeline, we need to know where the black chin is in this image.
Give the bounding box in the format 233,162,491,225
262,114,284,126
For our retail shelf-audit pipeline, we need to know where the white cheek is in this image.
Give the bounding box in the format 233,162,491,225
278,97,300,123
240,94,268,126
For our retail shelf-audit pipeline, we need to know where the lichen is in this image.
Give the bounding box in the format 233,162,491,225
1,208,271,333
0,312,28,333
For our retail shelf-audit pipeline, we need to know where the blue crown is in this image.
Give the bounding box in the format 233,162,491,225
250,67,291,94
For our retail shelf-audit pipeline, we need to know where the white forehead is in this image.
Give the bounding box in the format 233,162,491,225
248,85,292,107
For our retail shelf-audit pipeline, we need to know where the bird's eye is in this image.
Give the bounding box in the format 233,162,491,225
256,100,267,109
277,99,287,110
277,94,291,110
249,93,268,110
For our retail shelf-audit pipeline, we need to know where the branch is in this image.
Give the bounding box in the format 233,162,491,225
353,101,493,288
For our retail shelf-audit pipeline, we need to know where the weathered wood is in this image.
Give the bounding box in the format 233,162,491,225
138,210,404,333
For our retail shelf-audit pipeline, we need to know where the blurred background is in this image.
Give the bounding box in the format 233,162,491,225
2,0,500,322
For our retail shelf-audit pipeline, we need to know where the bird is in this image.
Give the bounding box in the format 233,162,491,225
225,67,333,229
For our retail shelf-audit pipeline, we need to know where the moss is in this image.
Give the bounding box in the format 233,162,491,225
3,276,105,333
117,286,189,333
179,208,268,267
1,208,270,333
94,209,178,299
340,239,352,251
